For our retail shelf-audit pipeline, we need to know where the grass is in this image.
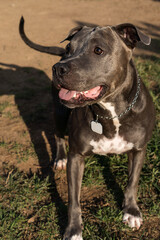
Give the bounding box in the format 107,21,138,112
0,57,160,239
0,170,59,240
0,101,11,113
0,141,37,163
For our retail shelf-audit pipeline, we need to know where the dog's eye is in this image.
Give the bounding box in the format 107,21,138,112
66,43,71,54
94,47,103,55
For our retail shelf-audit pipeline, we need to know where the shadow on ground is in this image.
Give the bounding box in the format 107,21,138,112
0,62,67,236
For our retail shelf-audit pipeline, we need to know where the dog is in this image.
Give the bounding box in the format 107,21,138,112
19,17,155,240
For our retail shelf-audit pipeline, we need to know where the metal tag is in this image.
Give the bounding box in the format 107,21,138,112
91,120,103,134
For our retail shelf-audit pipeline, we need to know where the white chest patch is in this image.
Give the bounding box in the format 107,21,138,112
90,102,134,155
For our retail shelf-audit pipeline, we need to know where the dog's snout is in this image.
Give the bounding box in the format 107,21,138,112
53,63,70,77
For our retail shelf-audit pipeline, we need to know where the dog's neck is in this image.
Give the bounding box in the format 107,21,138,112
93,63,140,120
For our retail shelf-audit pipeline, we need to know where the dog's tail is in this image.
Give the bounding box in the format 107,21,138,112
19,16,65,56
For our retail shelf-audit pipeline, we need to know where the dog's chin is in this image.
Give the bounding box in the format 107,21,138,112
59,85,107,109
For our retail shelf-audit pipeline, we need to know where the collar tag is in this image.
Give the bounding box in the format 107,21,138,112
91,120,103,134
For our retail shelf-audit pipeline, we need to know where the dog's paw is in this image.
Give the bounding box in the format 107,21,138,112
63,224,82,240
54,158,67,170
63,234,83,240
123,213,143,229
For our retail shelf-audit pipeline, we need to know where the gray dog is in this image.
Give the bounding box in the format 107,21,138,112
19,17,155,240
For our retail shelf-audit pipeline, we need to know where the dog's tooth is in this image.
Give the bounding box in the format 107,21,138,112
84,91,88,93
73,93,77,98
80,92,84,95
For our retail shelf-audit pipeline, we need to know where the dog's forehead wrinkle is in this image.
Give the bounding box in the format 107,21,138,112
72,26,103,46
68,31,91,54
63,31,95,61
68,26,115,56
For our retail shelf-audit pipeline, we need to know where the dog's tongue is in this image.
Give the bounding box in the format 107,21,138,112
59,88,76,101
59,86,101,101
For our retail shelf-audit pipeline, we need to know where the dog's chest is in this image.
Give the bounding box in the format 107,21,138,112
90,102,134,155
90,134,133,155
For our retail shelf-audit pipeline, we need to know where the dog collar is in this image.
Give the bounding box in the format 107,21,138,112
90,75,141,134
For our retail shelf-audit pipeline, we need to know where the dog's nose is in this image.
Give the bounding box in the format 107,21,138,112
53,63,70,77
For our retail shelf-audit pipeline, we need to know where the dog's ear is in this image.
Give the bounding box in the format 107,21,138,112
61,26,83,43
114,23,151,49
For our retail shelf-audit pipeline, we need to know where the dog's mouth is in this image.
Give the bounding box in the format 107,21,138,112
58,85,106,106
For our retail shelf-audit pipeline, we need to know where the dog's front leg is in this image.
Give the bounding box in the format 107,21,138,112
123,147,146,229
64,152,85,240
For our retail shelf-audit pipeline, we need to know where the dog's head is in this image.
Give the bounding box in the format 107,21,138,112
53,24,150,108
19,18,150,109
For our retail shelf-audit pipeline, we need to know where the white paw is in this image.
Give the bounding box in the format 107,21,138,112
63,235,83,240
54,158,67,170
123,213,143,229
71,235,83,240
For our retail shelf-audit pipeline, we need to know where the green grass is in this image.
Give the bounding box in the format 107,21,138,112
0,170,59,240
0,101,11,112
0,57,160,239
0,141,37,163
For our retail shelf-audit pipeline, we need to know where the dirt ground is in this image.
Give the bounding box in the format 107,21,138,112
0,0,160,173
